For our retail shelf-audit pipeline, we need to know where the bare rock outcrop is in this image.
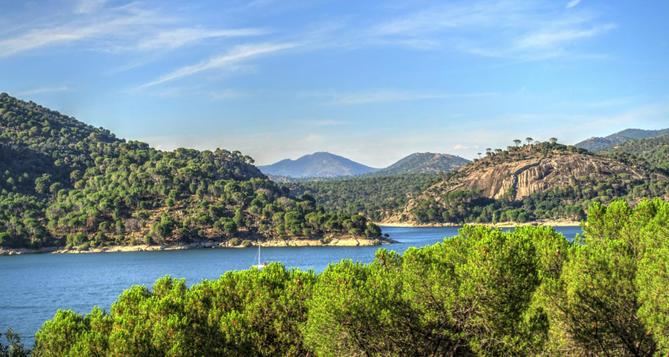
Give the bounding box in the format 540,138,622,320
390,143,665,224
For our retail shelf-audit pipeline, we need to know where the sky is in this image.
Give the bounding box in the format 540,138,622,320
1,0,668,167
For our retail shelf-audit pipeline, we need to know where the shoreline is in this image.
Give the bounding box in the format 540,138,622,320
0,220,582,256
0,236,391,256
376,220,582,228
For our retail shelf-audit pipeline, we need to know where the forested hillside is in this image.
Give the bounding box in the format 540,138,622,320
575,127,669,152
288,140,669,224
24,199,669,356
395,141,669,224
374,152,469,175
287,173,441,221
282,154,468,221
0,93,380,249
604,134,669,172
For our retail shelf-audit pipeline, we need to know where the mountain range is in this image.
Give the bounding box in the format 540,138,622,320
3,92,668,238
575,128,669,152
259,151,470,179
261,127,669,180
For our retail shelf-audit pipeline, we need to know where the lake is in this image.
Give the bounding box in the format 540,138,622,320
0,225,581,345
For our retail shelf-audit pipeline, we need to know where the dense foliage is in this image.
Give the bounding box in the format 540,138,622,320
0,329,28,357
284,142,669,225
287,173,441,221
0,93,380,249
409,188,597,224
408,142,669,224
605,134,669,172
575,128,669,152
31,199,669,356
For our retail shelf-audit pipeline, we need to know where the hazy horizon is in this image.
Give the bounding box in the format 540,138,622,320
2,0,668,167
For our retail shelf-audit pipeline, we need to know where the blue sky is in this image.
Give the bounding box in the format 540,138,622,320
1,0,668,167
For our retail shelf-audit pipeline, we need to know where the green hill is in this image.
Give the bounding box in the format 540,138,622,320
375,152,469,176
0,93,380,250
393,142,669,224
287,173,441,221
575,128,669,152
603,134,669,172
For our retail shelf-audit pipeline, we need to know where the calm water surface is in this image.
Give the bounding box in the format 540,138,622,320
0,226,581,345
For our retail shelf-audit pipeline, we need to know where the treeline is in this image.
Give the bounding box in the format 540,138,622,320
605,134,669,172
289,142,669,225
27,199,669,356
0,93,380,249
287,173,441,221
410,142,669,224
409,185,639,224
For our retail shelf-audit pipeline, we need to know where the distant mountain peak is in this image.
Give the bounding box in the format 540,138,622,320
260,151,470,179
375,152,470,176
258,152,378,178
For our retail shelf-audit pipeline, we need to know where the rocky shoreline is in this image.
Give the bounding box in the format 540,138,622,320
0,236,392,256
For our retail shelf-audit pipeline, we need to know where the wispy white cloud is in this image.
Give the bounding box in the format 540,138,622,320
515,23,615,50
138,42,298,89
0,4,169,57
0,3,266,57
0,24,103,57
134,27,268,51
17,86,70,96
367,0,614,60
372,1,525,37
566,0,582,9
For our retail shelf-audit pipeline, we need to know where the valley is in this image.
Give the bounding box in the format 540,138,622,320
2,1,668,354
3,92,667,253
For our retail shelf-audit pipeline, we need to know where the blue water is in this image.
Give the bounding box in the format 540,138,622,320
0,225,581,345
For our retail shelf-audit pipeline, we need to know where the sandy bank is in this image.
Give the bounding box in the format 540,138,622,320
377,220,582,228
0,236,390,256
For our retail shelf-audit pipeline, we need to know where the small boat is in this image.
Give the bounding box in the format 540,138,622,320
252,239,266,269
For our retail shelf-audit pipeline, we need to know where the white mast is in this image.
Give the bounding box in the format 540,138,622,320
253,238,265,269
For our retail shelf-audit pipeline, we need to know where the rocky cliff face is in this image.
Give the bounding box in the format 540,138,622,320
441,152,644,201
392,143,665,223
